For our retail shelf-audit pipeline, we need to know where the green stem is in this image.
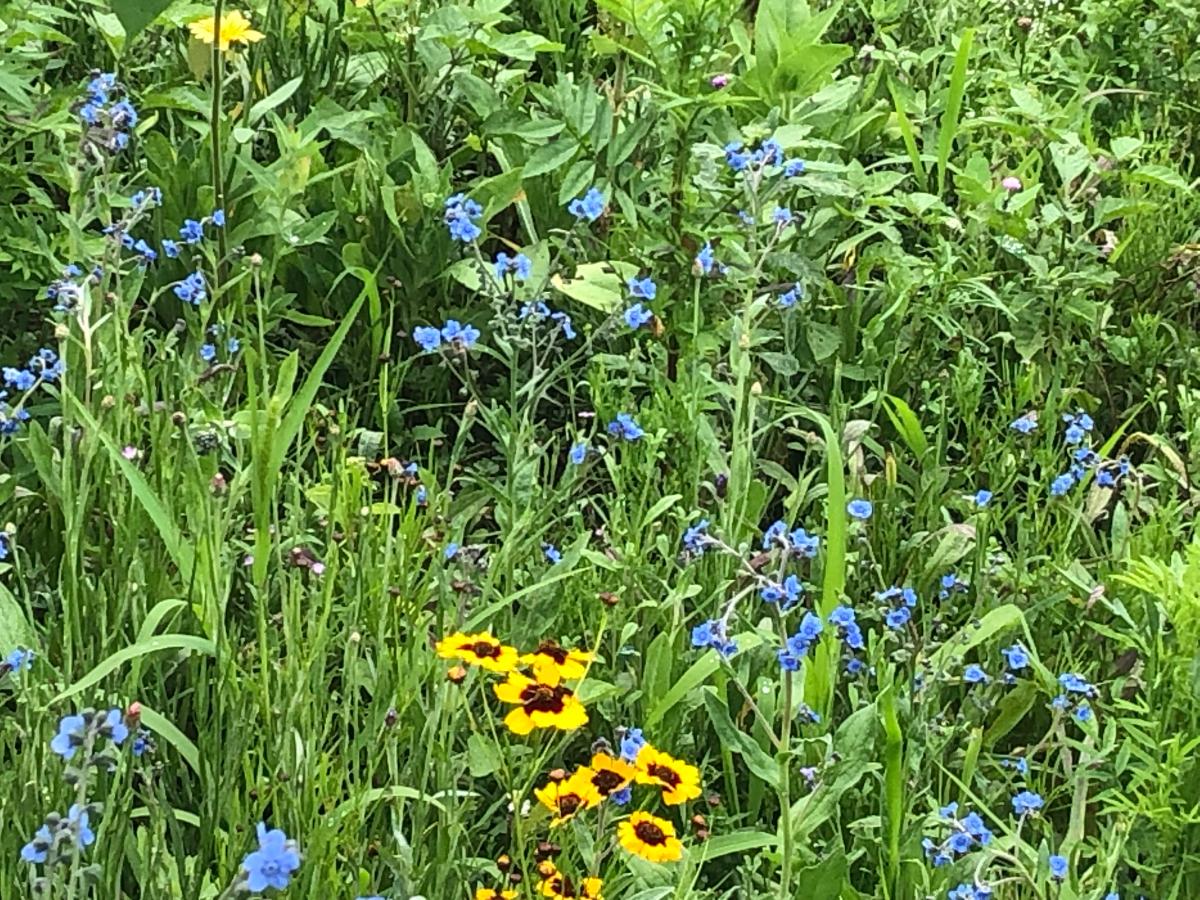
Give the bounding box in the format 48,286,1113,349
210,0,228,288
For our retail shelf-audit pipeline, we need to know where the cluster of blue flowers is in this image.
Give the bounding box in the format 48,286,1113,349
777,612,823,670
1,348,64,435
938,572,968,600
444,193,483,242
681,518,712,556
623,276,657,331
493,251,532,283
947,883,992,900
690,617,737,657
1041,409,1135,497
762,519,820,558
607,412,644,442
875,585,917,629
414,320,481,353
723,136,805,177
519,301,576,340
79,72,136,152
1052,672,1097,722
923,802,994,867
568,187,605,222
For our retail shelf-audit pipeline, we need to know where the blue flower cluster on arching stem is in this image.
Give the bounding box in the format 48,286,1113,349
691,618,736,658
444,193,483,243
493,251,532,283
2,348,65,435
723,136,803,176
79,72,136,153
829,605,865,673
1052,672,1097,722
413,320,481,354
519,300,576,340
761,518,820,558
1047,409,1134,498
876,585,917,629
947,883,993,900
681,518,712,557
777,612,822,671
922,801,994,867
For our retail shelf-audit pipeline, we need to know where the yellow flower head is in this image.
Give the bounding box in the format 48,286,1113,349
618,811,683,863
521,640,594,681
493,671,587,735
585,752,637,799
634,745,702,805
474,889,518,900
436,632,519,673
188,10,265,50
537,862,604,899
534,769,602,826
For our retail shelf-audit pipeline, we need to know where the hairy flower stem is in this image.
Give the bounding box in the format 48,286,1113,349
778,666,795,899
210,0,228,288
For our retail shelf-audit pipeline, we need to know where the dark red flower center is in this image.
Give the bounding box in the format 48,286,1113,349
536,643,570,664
558,793,583,816
634,820,668,845
467,640,502,659
521,683,570,713
592,768,626,795
647,762,682,788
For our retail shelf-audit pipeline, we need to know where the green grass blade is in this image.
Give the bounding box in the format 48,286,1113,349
936,28,974,196
52,634,216,703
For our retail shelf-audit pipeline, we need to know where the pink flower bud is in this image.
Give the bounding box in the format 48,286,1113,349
1001,176,1022,192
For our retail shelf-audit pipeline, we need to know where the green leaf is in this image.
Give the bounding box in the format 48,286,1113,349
702,688,781,788
882,395,928,457
524,139,579,178
248,76,303,125
645,632,763,727
0,582,34,655
109,0,174,38
550,261,638,313
1130,164,1191,192
688,830,776,863
140,705,202,775
467,732,503,778
52,634,216,703
936,28,974,196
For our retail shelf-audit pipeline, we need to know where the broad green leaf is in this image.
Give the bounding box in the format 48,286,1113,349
0,582,34,654
248,76,302,124
550,261,638,313
109,0,174,37
702,688,780,788
883,394,928,457
52,634,216,703
936,28,974,195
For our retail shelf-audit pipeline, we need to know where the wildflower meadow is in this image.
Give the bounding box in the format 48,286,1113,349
2,0,1200,897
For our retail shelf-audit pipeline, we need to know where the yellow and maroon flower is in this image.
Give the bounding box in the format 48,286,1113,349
617,811,683,863
537,862,604,899
521,640,594,681
634,745,702,805
584,752,637,799
535,770,602,826
435,631,519,673
493,672,588,735
474,889,517,900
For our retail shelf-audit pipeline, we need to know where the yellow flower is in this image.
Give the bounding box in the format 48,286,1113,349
188,10,265,50
534,770,602,826
618,811,683,863
537,862,604,899
436,632,520,673
493,671,588,735
474,889,518,900
634,745,702,805
521,640,594,682
584,752,637,799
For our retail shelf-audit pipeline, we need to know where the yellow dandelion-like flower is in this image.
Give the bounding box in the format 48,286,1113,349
634,745,702,805
521,640,594,682
617,811,683,863
493,671,588,735
188,10,265,51
435,632,520,673
534,770,602,826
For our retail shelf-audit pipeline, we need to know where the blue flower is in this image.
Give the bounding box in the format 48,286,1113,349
1048,854,1068,881
1050,473,1075,496
624,303,653,330
415,485,427,505
778,283,803,308
682,519,711,555
619,727,645,763
628,276,657,300
939,572,967,600
493,252,532,282
227,337,241,354
200,344,217,363
441,320,480,349
568,187,605,222
161,239,179,259
692,618,736,657
132,731,151,756
946,832,973,854
444,543,459,560
695,242,716,275
4,367,35,391
212,209,225,227
413,326,442,352
0,532,9,561
762,519,789,549
1011,790,1044,816
611,785,632,805
962,812,992,843
1058,672,1095,696
180,219,204,244
552,310,576,340
761,574,802,608
784,158,806,177
829,606,856,628
444,193,483,243
724,141,751,172
101,708,129,745
772,206,794,226
758,137,783,166
242,823,301,893
20,825,52,863
789,527,820,558
110,99,137,128
974,489,992,507
1002,644,1030,670
847,499,873,520
963,664,988,684
885,607,910,629
607,413,644,442
5,648,33,672
51,714,87,758
569,442,588,465
542,543,561,564
173,271,207,305
1074,703,1092,722
1010,413,1037,434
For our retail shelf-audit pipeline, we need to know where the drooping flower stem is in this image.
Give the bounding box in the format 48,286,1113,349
209,0,228,289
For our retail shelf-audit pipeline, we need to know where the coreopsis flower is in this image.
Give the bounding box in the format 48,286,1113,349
617,812,683,863
436,632,520,673
475,889,518,900
537,862,603,899
522,641,594,682
534,770,602,826
634,745,702,805
188,10,265,50
583,753,637,799
493,671,588,735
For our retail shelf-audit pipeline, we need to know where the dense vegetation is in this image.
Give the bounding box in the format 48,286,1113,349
2,0,1200,897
